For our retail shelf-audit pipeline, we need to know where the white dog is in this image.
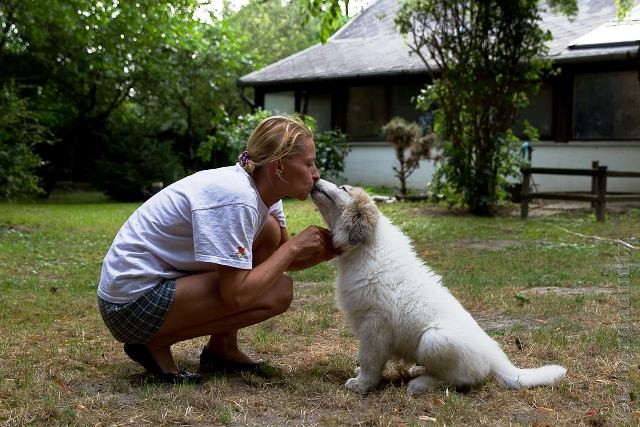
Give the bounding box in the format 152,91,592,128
311,179,566,395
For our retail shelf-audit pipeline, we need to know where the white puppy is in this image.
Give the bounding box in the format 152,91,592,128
311,179,566,395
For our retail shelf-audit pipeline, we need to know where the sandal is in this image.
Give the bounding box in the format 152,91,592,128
124,343,202,384
149,370,202,385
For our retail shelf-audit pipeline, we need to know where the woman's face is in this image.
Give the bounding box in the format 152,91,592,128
281,137,320,200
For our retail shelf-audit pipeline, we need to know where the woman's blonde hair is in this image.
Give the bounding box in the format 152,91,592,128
241,115,313,175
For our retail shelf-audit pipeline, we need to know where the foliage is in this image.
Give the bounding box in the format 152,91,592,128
198,109,349,182
223,0,322,70
396,0,554,215
93,107,184,201
0,85,52,200
0,0,249,193
313,129,350,183
298,0,351,42
381,117,435,195
198,109,273,165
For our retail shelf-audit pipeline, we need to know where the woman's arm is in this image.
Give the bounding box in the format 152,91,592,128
217,225,334,309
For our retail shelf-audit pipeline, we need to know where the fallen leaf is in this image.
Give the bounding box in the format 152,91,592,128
535,406,556,414
431,398,445,407
585,408,599,417
423,249,431,257
52,377,66,389
418,415,437,422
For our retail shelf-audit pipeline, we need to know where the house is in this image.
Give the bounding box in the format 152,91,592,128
239,0,640,192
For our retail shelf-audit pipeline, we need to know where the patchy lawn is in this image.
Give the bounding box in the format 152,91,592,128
0,192,639,426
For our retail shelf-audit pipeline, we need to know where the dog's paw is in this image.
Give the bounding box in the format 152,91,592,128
345,377,374,394
406,375,438,396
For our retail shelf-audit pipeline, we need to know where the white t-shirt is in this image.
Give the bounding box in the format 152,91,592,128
97,165,286,304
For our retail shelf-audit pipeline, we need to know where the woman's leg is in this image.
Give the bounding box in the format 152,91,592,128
145,215,290,373
205,213,284,363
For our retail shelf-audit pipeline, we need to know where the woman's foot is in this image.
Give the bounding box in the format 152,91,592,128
204,331,257,364
123,343,201,384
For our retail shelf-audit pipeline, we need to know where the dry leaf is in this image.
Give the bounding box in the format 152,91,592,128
431,398,445,407
418,415,437,422
535,406,556,414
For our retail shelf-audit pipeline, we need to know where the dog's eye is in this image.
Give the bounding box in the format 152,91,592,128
339,186,348,192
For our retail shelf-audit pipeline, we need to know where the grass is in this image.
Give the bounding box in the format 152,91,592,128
1,190,639,426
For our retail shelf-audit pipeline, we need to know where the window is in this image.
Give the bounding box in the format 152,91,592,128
264,91,295,114
573,71,640,140
346,86,386,139
391,83,422,123
513,83,553,139
304,93,331,132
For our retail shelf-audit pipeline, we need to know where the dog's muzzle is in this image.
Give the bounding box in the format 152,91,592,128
311,183,333,201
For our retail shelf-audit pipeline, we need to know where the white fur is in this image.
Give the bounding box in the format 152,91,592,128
311,180,566,395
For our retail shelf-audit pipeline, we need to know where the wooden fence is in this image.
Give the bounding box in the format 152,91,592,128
520,161,640,222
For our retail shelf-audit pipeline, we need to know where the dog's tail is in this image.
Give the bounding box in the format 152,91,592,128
491,357,566,389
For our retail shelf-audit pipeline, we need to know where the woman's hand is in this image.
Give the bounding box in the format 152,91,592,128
287,225,341,270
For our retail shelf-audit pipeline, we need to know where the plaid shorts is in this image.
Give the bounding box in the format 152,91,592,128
98,279,176,344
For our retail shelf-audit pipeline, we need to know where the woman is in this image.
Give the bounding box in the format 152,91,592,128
98,115,339,383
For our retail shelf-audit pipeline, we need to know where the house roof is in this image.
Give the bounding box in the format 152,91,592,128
239,0,640,86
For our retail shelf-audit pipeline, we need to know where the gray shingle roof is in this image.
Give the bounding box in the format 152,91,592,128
239,0,640,86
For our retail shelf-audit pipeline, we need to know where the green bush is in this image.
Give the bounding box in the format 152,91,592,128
313,128,349,183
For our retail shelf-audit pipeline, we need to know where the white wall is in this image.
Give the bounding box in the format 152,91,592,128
530,141,640,192
344,141,640,192
343,142,437,191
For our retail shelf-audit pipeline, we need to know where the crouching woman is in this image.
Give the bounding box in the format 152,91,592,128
97,115,339,383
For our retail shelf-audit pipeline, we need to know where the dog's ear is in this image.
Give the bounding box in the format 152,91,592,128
333,189,378,248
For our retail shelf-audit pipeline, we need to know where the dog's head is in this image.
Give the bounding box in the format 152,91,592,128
310,179,379,250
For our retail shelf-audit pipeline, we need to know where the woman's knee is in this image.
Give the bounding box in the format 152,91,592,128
270,274,293,315
253,215,282,265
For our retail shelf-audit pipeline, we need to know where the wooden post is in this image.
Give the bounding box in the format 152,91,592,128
590,161,599,208
595,166,607,222
520,168,530,219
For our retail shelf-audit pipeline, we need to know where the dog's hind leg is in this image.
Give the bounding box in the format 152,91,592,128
345,322,392,394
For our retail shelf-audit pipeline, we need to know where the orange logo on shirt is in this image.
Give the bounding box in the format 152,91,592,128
235,246,246,257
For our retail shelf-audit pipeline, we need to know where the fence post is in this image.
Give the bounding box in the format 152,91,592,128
595,165,607,222
520,168,530,219
590,161,599,208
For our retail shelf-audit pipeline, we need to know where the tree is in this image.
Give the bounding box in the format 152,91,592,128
298,0,351,42
0,0,250,198
223,0,322,69
0,84,52,199
396,0,555,214
302,0,633,213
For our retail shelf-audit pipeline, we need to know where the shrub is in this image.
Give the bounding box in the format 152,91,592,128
313,128,350,183
381,117,435,195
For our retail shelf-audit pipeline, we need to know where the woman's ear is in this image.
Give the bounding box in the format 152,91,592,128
333,190,378,248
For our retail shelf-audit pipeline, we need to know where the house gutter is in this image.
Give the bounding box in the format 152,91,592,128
236,79,255,110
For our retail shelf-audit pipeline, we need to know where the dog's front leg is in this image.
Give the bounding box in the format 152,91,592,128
345,325,391,394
